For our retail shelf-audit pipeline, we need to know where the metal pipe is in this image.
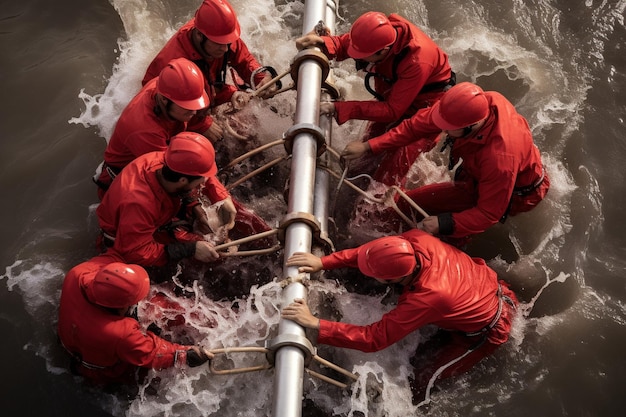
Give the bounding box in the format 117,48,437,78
271,2,338,416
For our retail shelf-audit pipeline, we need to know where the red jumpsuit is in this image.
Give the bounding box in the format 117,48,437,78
321,14,452,185
57,253,188,385
370,91,550,239
96,151,229,267
317,229,517,388
142,18,267,133
94,80,271,246
96,78,187,191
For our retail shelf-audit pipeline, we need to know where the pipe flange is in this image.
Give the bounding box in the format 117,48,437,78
265,333,316,366
322,80,341,100
290,49,331,86
277,212,321,243
283,123,327,156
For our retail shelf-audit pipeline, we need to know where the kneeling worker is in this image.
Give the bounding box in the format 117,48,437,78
57,254,212,385
282,229,518,402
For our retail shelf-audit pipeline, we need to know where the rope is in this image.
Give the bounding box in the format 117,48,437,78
225,155,289,191
318,165,429,227
213,229,280,253
251,68,291,98
415,335,487,409
218,244,282,258
207,345,359,389
222,139,286,171
208,347,272,375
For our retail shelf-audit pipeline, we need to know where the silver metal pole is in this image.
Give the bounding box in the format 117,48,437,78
271,1,339,416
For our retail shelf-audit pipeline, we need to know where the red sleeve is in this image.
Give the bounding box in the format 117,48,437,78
368,107,441,154
317,291,438,352
116,321,188,370
321,34,352,61
112,201,169,266
320,247,360,270
230,39,264,86
202,176,230,203
334,55,430,124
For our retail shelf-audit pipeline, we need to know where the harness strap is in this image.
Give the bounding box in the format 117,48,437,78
465,284,509,337
100,230,116,248
59,339,107,371
513,166,545,196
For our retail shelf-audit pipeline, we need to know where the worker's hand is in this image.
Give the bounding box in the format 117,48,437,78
203,121,224,143
285,252,324,273
254,73,278,99
192,204,212,235
217,197,237,230
418,216,440,235
231,91,252,110
186,346,214,367
341,140,370,160
281,298,320,329
194,241,220,263
296,34,324,50
320,101,335,116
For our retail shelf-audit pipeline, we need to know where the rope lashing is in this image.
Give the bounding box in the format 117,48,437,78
249,48,340,100
317,165,429,229
213,229,282,257
221,139,286,171
207,342,358,389
225,155,290,191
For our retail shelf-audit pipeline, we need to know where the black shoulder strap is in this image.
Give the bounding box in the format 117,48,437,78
363,46,410,101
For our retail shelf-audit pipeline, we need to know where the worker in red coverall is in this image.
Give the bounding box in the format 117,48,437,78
93,58,270,240
94,58,210,195
281,229,518,403
142,0,276,143
356,82,550,242
96,132,231,268
296,11,455,185
58,254,212,385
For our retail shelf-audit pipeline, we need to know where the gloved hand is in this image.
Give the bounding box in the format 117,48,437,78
186,346,214,367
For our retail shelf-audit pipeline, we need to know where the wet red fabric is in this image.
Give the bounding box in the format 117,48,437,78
372,91,549,237
98,78,187,190
57,254,187,385
318,229,518,352
322,14,452,125
96,152,228,266
142,19,265,133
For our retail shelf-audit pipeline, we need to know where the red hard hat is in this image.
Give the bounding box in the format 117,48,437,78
431,82,490,130
348,12,397,59
357,236,417,280
165,132,217,177
156,58,209,110
195,0,241,44
85,263,150,309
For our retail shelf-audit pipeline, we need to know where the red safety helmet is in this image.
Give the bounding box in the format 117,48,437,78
195,0,241,44
85,263,150,309
347,12,397,59
357,236,417,280
165,132,217,177
431,82,490,130
156,58,209,110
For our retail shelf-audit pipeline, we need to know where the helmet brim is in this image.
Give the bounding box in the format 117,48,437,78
430,100,460,131
200,21,241,45
171,90,210,111
347,43,376,60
